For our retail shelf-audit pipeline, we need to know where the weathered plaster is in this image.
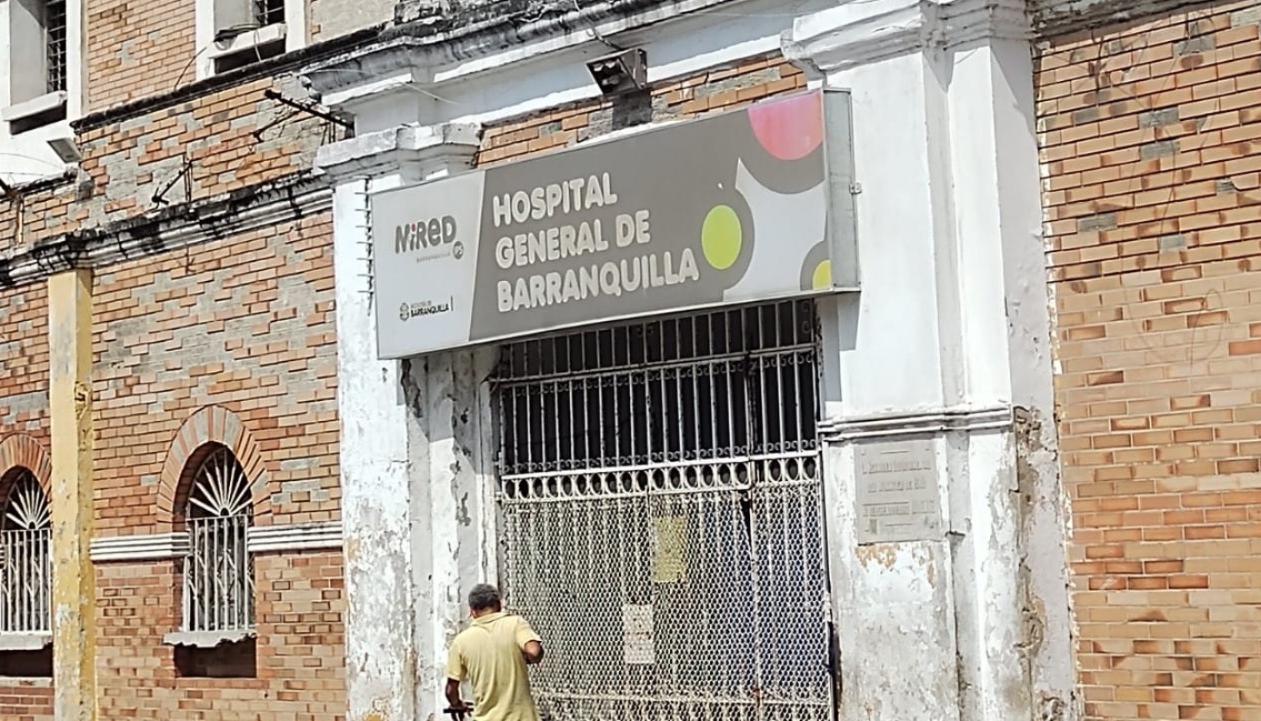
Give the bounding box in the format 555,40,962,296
311,0,395,41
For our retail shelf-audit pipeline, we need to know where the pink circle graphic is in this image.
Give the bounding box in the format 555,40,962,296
747,92,824,161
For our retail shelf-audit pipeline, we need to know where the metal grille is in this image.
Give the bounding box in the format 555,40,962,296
0,472,51,634
253,0,285,26
494,300,831,721
183,447,254,633
44,0,67,94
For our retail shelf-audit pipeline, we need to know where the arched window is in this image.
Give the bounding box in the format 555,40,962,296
182,446,254,633
0,471,51,635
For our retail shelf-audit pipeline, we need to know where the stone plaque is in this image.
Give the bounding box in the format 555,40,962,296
855,439,941,544
622,604,655,665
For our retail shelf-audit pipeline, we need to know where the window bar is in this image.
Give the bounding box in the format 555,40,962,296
724,310,736,455
625,333,635,464
707,313,719,461
771,311,781,456
756,309,769,455
45,0,67,94
252,0,285,27
675,320,686,459
594,332,605,466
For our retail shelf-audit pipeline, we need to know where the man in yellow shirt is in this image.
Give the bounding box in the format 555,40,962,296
445,584,545,721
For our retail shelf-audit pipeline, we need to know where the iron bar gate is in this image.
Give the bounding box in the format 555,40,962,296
493,299,831,721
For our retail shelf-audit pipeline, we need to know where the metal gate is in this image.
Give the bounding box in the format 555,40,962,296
493,299,831,721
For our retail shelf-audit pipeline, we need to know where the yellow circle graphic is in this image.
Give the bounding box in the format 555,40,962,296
811,260,833,290
702,205,742,270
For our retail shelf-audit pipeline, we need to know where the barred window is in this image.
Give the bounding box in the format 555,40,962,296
44,0,67,94
183,446,254,633
0,472,51,636
252,0,285,27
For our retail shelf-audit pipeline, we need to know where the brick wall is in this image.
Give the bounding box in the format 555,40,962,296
0,679,52,721
96,551,345,721
0,73,338,257
0,285,49,440
92,213,339,534
90,213,342,719
476,53,805,166
0,284,51,713
1038,1,1261,719
87,0,196,112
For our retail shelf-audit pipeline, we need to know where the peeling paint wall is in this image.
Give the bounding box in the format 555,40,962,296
310,0,396,41
334,178,419,721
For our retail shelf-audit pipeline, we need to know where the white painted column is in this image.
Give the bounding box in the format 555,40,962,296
408,344,500,720
786,1,1077,719
317,122,482,721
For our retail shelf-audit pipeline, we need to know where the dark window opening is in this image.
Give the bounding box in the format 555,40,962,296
174,638,256,678
8,103,66,135
212,38,286,74
252,0,285,27
0,648,52,677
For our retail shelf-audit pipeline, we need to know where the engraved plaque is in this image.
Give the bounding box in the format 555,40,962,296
622,604,655,665
855,439,941,544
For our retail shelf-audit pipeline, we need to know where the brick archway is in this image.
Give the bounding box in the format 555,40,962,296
0,433,53,499
157,406,271,528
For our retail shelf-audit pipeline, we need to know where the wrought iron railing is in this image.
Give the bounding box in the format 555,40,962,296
0,527,51,634
184,513,254,633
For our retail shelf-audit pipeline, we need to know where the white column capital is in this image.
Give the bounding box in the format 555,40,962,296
782,0,1031,76
316,121,482,185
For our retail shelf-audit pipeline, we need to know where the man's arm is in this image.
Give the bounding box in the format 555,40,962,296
444,642,469,717
445,678,467,711
523,640,544,665
516,617,545,665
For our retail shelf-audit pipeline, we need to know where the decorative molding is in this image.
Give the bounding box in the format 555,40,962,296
315,121,482,182
0,434,53,496
305,0,743,100
91,521,345,562
782,0,1031,76
819,405,1014,441
90,532,190,563
247,521,343,553
157,405,271,527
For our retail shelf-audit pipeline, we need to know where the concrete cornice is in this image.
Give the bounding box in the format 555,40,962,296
819,405,1014,441
303,0,737,102
1,176,331,289
314,122,482,182
783,0,1031,75
1032,0,1221,37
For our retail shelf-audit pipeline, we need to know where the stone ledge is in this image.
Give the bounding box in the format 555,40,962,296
90,532,190,563
162,629,256,649
246,521,343,553
819,405,1013,441
0,632,52,651
1,91,67,124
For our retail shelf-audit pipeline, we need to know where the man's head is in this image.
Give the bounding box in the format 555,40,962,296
468,583,502,617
